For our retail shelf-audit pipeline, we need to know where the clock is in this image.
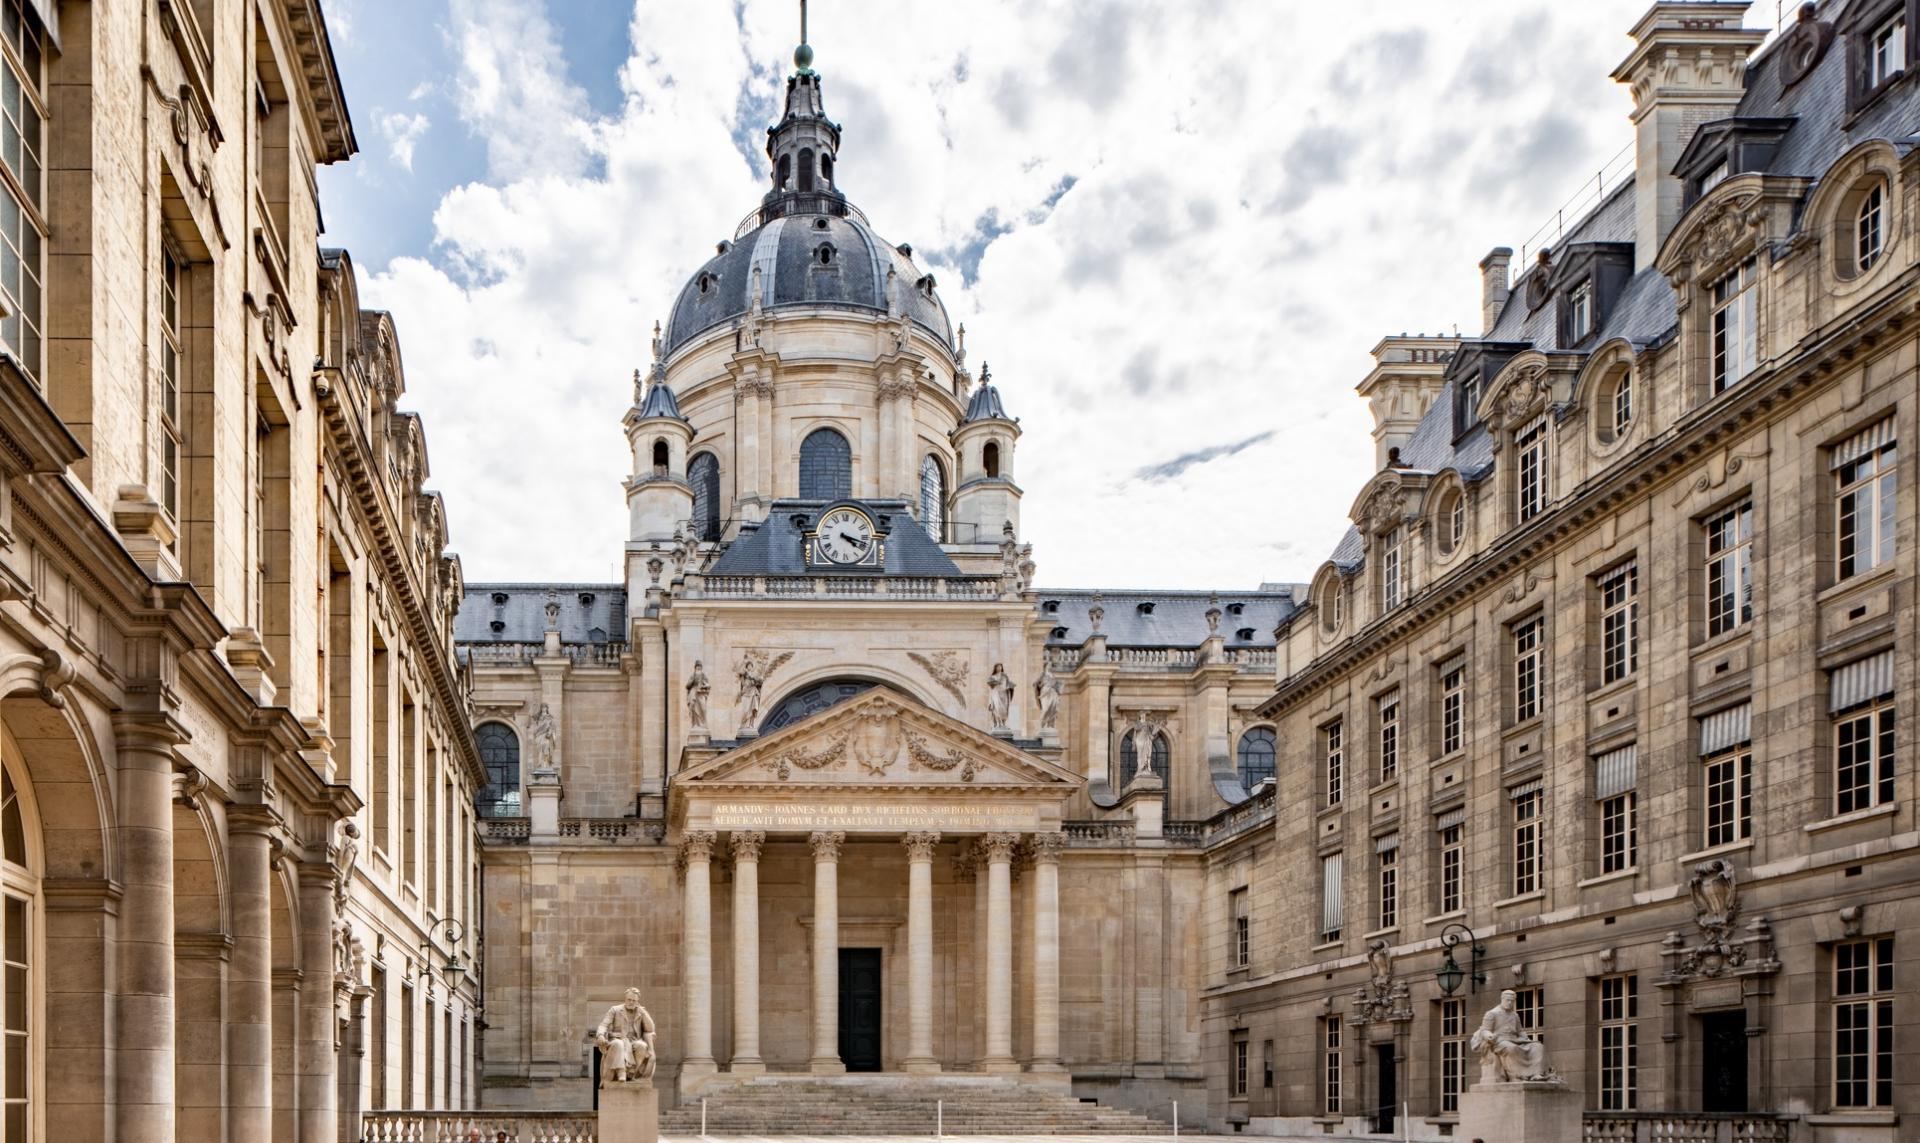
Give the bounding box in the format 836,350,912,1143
813,506,878,565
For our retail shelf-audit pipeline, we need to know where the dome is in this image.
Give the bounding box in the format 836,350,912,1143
662,209,955,357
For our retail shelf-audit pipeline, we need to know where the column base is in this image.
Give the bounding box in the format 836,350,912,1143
809,1057,847,1075
980,1056,1021,1074
1027,1059,1066,1073
728,1057,767,1076
901,1057,941,1074
680,1058,719,1085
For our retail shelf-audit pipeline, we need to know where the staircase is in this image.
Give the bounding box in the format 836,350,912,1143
659,1075,1168,1136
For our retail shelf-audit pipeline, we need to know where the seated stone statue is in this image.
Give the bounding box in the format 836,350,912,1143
1469,989,1558,1083
595,988,658,1086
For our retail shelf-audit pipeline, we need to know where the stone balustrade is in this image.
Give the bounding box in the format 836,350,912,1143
1580,1111,1793,1142
690,574,1004,600
360,1111,598,1141
461,642,629,668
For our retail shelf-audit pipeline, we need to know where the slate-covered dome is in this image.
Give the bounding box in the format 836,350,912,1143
663,209,954,357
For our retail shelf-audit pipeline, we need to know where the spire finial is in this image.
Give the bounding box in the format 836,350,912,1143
650,319,663,363
794,0,814,73
980,361,991,385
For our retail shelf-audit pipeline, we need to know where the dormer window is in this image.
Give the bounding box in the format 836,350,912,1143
1043,600,1060,614
1515,416,1549,523
815,244,836,266
1236,628,1255,642
1868,12,1906,87
1567,281,1593,344
491,592,510,606
1710,259,1759,393
1379,527,1405,611
1699,160,1729,196
1227,603,1244,616
696,273,715,295
1050,626,1069,640
1136,602,1156,615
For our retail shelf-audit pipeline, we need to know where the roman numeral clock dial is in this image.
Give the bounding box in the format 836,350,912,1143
814,506,878,565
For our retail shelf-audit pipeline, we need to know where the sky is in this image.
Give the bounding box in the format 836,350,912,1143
315,0,1790,591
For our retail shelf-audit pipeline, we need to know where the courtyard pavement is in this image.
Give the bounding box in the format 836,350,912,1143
661,1136,1341,1143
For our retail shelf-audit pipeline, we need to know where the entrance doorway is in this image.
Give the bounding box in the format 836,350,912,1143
1372,1044,1397,1132
1700,1010,1748,1112
839,948,883,1071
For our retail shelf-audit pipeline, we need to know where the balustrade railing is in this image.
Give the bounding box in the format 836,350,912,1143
1204,787,1277,845
462,642,628,668
1063,820,1136,846
1580,1112,1793,1143
682,574,1005,600
361,1111,597,1142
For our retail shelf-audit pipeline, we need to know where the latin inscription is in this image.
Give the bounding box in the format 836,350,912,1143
709,801,1040,832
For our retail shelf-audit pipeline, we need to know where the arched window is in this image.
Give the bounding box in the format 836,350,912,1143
1436,489,1465,556
760,679,877,734
689,452,721,541
1237,727,1277,792
983,441,1001,478
776,154,791,190
821,153,834,186
475,723,522,818
920,455,946,541
798,147,816,192
1,756,37,1138
650,439,669,474
799,428,852,499
1118,730,1170,791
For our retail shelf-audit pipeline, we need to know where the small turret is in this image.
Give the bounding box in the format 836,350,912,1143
625,323,695,544
950,363,1023,544
764,8,842,206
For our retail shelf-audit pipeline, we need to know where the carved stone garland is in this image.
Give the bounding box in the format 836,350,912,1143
902,728,977,783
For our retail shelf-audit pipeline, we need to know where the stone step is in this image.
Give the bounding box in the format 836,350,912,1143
656,1079,1165,1136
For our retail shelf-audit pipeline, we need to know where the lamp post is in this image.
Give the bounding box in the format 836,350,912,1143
420,916,469,991
1435,923,1485,996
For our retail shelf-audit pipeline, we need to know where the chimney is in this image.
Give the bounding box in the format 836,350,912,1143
1358,335,1461,470
1611,2,1767,270
1478,247,1512,334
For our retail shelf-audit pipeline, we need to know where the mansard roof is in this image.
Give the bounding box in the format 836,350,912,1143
1033,588,1297,647
454,583,628,646
706,500,964,577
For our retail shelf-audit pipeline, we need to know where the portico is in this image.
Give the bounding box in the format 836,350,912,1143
670,690,1078,1090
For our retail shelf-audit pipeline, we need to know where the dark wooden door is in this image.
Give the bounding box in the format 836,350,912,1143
1373,1044,1397,1132
1701,1011,1748,1112
839,948,883,1071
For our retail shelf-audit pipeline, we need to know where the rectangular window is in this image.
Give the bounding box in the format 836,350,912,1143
1703,745,1753,847
1569,280,1593,342
1598,974,1639,1111
1377,690,1400,783
1598,561,1639,685
3,892,29,1141
1324,719,1344,807
160,245,184,530
400,981,415,1108
1230,887,1249,969
1232,1032,1249,1097
1263,1041,1274,1089
1437,811,1465,914
1704,502,1754,637
1600,792,1637,874
1510,783,1542,896
1512,985,1543,1040
1711,258,1758,392
1834,419,1897,581
1376,835,1399,930
1868,15,1907,87
1440,997,1467,1114
1833,937,1894,1108
0,0,45,383
1440,657,1465,756
1321,852,1343,942
1323,1016,1342,1115
1516,415,1549,522
1831,651,1895,815
1381,527,1404,611
1513,616,1544,723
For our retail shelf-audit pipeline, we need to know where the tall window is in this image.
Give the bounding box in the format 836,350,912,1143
1598,561,1639,685
689,452,721,541
1867,13,1906,87
1376,691,1400,783
1856,182,1885,273
1320,852,1343,943
1440,656,1465,756
1596,744,1637,874
918,454,946,541
1598,975,1639,1111
1515,415,1549,522
1834,419,1896,581
474,723,521,818
160,246,185,531
1611,370,1633,438
1380,526,1404,611
1439,997,1467,1114
1704,501,1754,637
0,0,44,382
1512,616,1543,723
1375,835,1399,930
1230,887,1250,969
2,761,33,1143
1568,280,1593,343
1436,809,1465,914
1711,259,1758,392
1322,1016,1342,1115
1323,719,1344,807
1831,651,1895,815
1701,703,1754,848
798,427,852,499
1510,782,1543,896
1513,985,1543,1041
1834,937,1894,1108
1236,727,1276,792
1231,1032,1249,1097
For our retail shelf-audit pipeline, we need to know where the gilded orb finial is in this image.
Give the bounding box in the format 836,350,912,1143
794,0,814,72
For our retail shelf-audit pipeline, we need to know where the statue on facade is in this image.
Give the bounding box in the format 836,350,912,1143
1033,664,1062,732
986,662,1014,730
686,661,710,732
595,987,658,1086
734,650,793,731
334,819,360,906
527,703,559,771
1469,989,1558,1083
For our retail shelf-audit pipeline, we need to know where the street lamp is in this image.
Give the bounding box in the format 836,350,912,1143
420,916,469,991
1435,923,1485,996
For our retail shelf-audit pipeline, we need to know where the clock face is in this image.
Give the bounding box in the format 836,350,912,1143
815,507,876,564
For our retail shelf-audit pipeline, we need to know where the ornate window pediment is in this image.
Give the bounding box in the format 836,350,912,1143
1475,351,1580,434
1654,174,1810,299
1348,471,1426,538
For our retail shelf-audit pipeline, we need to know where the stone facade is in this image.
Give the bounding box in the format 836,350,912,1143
0,2,479,1141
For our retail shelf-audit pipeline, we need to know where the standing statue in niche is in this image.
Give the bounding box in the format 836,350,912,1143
685,661,711,732
986,662,1015,730
1033,664,1062,732
595,987,658,1086
734,650,793,731
527,703,559,771
1469,989,1559,1083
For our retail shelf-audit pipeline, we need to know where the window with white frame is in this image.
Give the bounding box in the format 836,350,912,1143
1230,887,1249,969
1377,690,1400,783
1701,704,1753,848
1833,936,1894,1108
1380,526,1404,611
1512,616,1544,723
1440,655,1466,756
1599,561,1639,685
1831,650,1895,815
2,758,33,1143
1512,984,1543,1041
1611,370,1633,438
1436,807,1465,914
1834,419,1896,581
1322,1015,1343,1114
1704,501,1754,637
1568,280,1593,343
1711,259,1758,392
1439,997,1467,1114
0,0,45,383
1595,744,1637,874
160,245,184,535
1375,834,1399,930
1856,182,1886,273
1867,13,1907,87
1515,415,1549,522
1324,719,1344,807
1598,974,1639,1111
1232,1032,1249,1097
1321,852,1344,942
1510,781,1543,896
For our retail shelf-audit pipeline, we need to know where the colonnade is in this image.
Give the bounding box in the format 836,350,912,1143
679,828,1064,1076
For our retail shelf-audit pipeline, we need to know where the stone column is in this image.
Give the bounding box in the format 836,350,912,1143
809,830,846,1074
1029,833,1064,1072
902,832,941,1073
729,831,766,1074
981,832,1020,1072
297,862,340,1143
227,809,277,1143
112,712,185,1143
681,831,718,1081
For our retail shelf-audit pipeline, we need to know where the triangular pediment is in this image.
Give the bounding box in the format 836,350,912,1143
677,689,1081,792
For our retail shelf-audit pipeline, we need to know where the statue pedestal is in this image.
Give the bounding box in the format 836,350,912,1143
599,1080,660,1143
1458,1080,1579,1143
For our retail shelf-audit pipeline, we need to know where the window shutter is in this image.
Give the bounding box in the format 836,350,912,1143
1434,806,1467,831
1831,418,1896,468
1594,744,1638,800
1830,650,1895,713
1437,652,1466,677
1699,703,1752,754
1508,778,1544,800
1321,854,1344,935
1375,832,1401,854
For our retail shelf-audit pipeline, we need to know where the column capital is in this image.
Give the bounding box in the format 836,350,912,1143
902,831,941,862
1030,832,1065,864
981,831,1020,864
730,830,766,863
680,830,718,863
809,830,846,862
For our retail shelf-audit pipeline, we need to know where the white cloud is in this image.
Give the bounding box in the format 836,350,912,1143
378,111,431,171
353,0,1782,589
